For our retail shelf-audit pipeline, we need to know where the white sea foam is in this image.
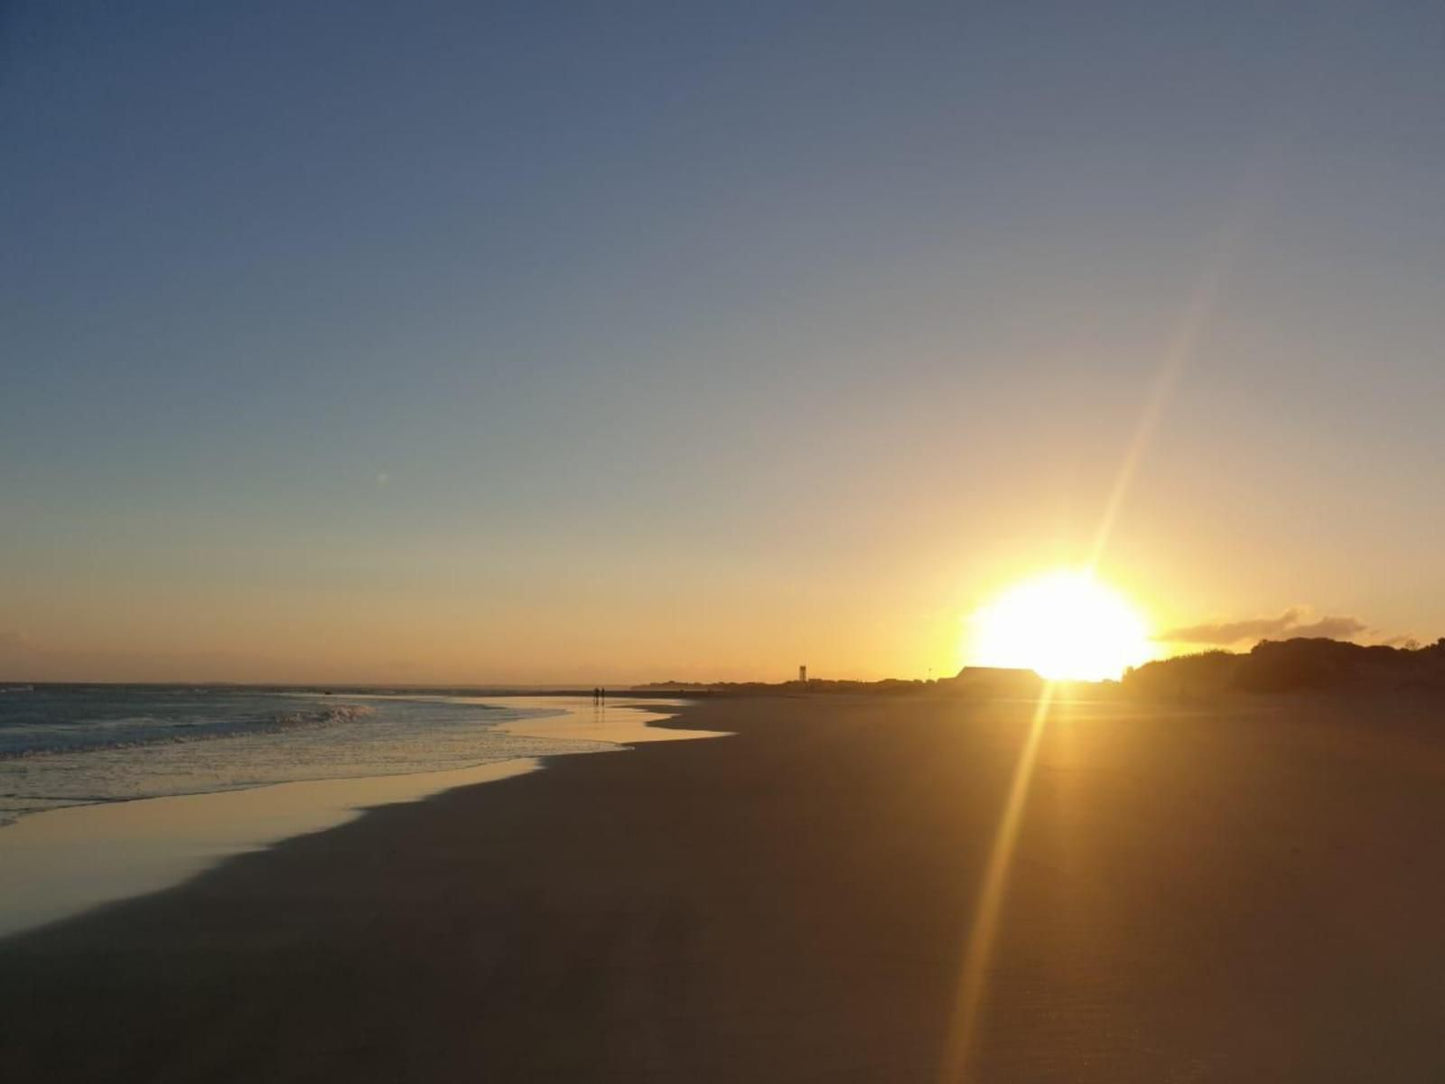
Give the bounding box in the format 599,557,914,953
0,688,618,825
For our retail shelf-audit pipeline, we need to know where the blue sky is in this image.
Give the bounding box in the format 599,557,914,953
3,1,1444,681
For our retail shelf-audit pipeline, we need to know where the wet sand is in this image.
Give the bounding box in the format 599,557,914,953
3,694,1444,1081
0,696,706,939
0,758,541,939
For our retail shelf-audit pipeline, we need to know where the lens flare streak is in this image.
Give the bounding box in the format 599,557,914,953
938,684,1056,1083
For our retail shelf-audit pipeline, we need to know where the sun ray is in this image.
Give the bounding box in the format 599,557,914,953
938,683,1056,1083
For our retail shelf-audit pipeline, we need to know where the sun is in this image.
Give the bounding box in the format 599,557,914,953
967,570,1154,682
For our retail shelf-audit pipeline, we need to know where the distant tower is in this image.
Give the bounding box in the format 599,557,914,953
799,664,807,684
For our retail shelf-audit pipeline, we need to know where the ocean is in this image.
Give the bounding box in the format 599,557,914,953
0,684,623,827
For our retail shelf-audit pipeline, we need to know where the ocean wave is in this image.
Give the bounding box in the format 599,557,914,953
0,693,624,835
0,702,374,760
271,703,374,729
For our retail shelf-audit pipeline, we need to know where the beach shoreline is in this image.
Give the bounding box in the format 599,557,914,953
4,693,1444,1081
0,695,713,939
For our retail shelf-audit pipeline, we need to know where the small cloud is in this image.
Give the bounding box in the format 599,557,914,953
1162,609,1303,645
376,472,390,487
1289,616,1367,640
1380,634,1423,650
1161,608,1369,647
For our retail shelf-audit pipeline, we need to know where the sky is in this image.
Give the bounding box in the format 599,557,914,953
3,1,1444,683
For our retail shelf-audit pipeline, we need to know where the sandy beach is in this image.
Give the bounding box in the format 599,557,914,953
3,693,1444,1082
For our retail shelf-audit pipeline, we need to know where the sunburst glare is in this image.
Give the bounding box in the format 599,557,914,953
967,570,1154,681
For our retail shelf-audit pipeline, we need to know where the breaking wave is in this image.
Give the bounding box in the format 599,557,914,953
0,688,603,827
0,702,375,760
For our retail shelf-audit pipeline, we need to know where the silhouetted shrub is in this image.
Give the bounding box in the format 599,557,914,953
1129,637,1445,698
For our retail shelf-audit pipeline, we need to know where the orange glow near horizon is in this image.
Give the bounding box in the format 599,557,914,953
966,570,1155,681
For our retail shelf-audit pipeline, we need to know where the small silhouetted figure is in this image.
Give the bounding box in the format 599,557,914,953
592,687,601,705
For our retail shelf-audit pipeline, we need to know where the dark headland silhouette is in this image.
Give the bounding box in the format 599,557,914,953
1122,636,1445,699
